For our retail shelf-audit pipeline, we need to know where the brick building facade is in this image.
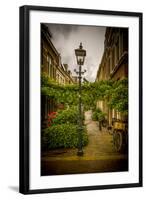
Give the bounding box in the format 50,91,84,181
96,27,128,125
41,24,74,127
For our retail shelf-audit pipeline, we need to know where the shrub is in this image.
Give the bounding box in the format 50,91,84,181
92,108,106,122
41,123,88,150
52,106,79,125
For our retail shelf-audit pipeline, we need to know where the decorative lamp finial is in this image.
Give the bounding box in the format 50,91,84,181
79,42,83,49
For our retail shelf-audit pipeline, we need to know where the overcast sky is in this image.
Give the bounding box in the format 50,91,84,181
45,24,106,82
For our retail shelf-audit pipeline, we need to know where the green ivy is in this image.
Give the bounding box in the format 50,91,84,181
41,73,128,114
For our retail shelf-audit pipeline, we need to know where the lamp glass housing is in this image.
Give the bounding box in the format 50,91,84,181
75,43,86,66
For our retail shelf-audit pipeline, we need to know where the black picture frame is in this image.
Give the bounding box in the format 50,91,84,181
19,5,143,194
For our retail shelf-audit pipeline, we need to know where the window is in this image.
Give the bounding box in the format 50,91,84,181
119,31,123,56
110,53,112,73
115,37,119,64
41,42,43,65
112,47,115,69
123,29,128,52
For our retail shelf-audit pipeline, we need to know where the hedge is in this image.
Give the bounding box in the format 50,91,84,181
42,123,88,150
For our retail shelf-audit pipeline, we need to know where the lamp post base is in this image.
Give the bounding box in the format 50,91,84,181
77,150,84,156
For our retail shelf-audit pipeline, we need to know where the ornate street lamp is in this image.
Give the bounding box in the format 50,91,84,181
74,43,86,156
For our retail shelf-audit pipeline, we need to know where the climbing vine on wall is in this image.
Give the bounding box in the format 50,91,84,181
41,73,128,114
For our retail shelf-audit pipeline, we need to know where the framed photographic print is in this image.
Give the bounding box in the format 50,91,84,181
19,5,143,194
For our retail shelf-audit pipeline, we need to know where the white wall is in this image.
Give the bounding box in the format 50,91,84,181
0,0,145,199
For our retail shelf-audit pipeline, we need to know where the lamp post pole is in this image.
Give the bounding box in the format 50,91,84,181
77,64,83,156
74,43,86,156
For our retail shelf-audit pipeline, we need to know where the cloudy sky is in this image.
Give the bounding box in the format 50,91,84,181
46,24,106,82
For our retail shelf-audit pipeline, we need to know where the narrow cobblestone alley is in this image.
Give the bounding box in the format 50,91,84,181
41,111,128,175
83,110,126,159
